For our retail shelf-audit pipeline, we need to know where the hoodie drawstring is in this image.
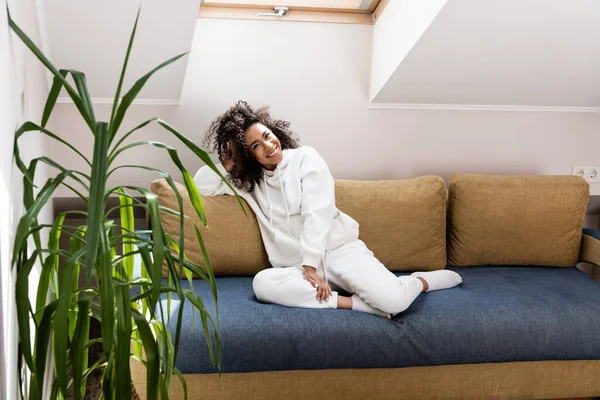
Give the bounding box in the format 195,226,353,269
277,168,292,237
265,177,274,229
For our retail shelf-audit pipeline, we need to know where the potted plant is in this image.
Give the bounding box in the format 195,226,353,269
8,8,244,400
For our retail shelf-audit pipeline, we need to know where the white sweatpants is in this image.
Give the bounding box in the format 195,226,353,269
252,240,424,315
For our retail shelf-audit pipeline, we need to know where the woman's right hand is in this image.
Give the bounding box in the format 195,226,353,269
303,266,332,302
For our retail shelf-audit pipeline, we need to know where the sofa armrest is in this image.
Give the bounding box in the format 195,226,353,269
580,229,600,267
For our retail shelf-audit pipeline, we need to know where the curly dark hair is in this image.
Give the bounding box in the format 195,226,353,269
202,101,300,193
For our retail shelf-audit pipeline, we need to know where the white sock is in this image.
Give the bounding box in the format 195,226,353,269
411,270,462,292
351,295,391,319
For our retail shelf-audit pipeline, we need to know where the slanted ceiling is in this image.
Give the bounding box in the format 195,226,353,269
371,0,600,109
43,0,600,109
44,0,199,103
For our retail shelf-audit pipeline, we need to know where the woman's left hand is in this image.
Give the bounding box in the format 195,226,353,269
303,265,332,302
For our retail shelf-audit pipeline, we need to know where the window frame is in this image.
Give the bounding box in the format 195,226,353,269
198,0,389,25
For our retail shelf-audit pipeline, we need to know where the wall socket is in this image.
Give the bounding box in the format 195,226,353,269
573,166,600,182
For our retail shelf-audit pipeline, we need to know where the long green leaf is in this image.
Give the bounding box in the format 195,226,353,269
156,119,247,215
23,156,85,284
174,368,188,400
12,170,73,266
167,238,190,285
105,188,165,305
131,286,177,303
109,7,141,138
110,224,119,280
15,249,36,373
115,284,132,400
132,329,143,360
135,241,153,323
136,243,153,282
153,304,172,387
98,225,114,360
168,254,208,281
163,255,186,369
82,357,108,382
8,17,95,132
68,227,86,342
184,291,219,368
71,297,91,400
16,121,92,169
53,248,84,397
41,69,68,127
156,321,176,388
70,70,96,127
108,140,176,166
108,118,157,161
109,166,186,290
147,195,164,315
158,373,169,400
33,300,57,398
194,225,219,327
36,214,66,312
132,310,159,400
108,141,209,228
117,189,136,280
13,131,33,188
29,156,91,190
101,354,114,400
168,149,207,226
50,374,60,400
85,121,109,277
23,157,44,268
110,52,188,138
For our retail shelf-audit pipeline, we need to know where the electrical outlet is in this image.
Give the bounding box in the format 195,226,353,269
572,166,600,182
588,166,600,182
573,166,587,178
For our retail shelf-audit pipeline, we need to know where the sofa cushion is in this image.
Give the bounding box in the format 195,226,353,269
447,175,589,267
153,175,447,276
335,177,447,271
581,228,600,267
151,179,269,277
163,266,600,374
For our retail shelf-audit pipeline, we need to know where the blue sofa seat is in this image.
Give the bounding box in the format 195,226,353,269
163,266,600,374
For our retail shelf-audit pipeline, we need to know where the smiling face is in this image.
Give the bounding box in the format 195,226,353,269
244,122,283,171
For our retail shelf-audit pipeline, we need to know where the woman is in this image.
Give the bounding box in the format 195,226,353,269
194,101,462,318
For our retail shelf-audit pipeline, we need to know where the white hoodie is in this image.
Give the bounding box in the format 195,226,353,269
193,146,359,274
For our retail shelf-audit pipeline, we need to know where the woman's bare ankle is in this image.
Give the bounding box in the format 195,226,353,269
417,277,429,292
337,295,352,309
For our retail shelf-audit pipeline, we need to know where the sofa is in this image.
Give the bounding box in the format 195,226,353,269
131,173,600,400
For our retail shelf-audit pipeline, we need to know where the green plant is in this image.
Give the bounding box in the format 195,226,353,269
9,8,245,400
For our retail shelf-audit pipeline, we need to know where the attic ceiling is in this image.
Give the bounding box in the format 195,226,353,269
43,0,600,109
44,0,200,102
372,0,600,108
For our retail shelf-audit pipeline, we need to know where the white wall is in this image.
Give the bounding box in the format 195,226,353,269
0,4,14,398
1,0,51,397
370,0,448,102
49,18,600,199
